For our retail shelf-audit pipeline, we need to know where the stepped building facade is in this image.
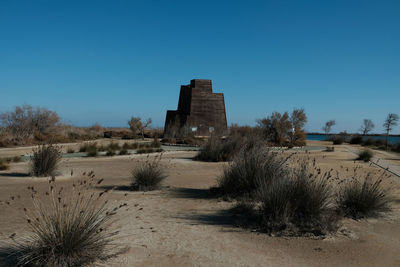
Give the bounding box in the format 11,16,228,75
164,79,228,137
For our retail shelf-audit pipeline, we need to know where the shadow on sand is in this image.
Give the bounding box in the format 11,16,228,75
0,172,30,178
170,187,220,200
96,185,132,191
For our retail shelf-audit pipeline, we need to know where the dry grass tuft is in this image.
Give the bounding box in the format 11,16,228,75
30,144,62,177
131,154,167,191
0,173,125,266
337,175,393,219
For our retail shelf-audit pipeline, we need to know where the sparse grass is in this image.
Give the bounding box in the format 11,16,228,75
0,173,123,266
30,144,62,177
131,154,167,191
218,144,289,198
337,176,392,219
357,149,373,162
257,165,338,235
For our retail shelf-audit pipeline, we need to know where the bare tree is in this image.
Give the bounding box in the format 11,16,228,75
360,119,374,136
128,117,152,140
0,105,60,142
383,113,399,149
290,108,307,145
322,120,336,137
257,111,292,145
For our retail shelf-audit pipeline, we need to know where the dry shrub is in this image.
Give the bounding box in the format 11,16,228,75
0,173,124,266
337,175,393,219
107,142,121,151
0,158,10,170
258,164,338,235
331,135,344,145
357,149,373,162
131,154,167,190
195,135,243,162
106,149,116,157
218,144,290,198
119,148,129,155
30,144,62,177
66,148,75,153
350,135,363,144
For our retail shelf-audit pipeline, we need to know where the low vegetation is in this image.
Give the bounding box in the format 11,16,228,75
136,148,163,154
349,135,363,144
331,135,344,145
0,158,10,170
0,156,22,170
257,165,338,235
218,144,289,198
216,137,395,236
30,144,62,177
1,173,122,266
357,149,373,162
337,176,392,219
131,155,167,190
195,135,244,162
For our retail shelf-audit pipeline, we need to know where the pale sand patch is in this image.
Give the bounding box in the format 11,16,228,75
0,145,399,266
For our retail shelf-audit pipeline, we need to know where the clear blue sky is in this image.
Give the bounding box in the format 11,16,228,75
1,0,399,133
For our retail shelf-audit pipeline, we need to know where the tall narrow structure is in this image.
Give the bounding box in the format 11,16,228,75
164,79,228,137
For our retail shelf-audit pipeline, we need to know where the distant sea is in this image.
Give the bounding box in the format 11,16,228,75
306,134,400,145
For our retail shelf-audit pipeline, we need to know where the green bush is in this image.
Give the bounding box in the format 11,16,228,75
30,144,62,177
131,155,167,190
337,177,392,219
357,149,373,162
1,175,120,266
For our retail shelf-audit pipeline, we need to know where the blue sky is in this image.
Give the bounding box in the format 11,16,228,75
1,0,399,133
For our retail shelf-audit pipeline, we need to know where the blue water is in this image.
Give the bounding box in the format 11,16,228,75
307,134,400,145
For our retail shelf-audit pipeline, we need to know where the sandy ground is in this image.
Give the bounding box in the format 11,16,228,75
0,141,400,266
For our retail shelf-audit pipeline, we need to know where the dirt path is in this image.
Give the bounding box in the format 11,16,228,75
344,144,400,178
